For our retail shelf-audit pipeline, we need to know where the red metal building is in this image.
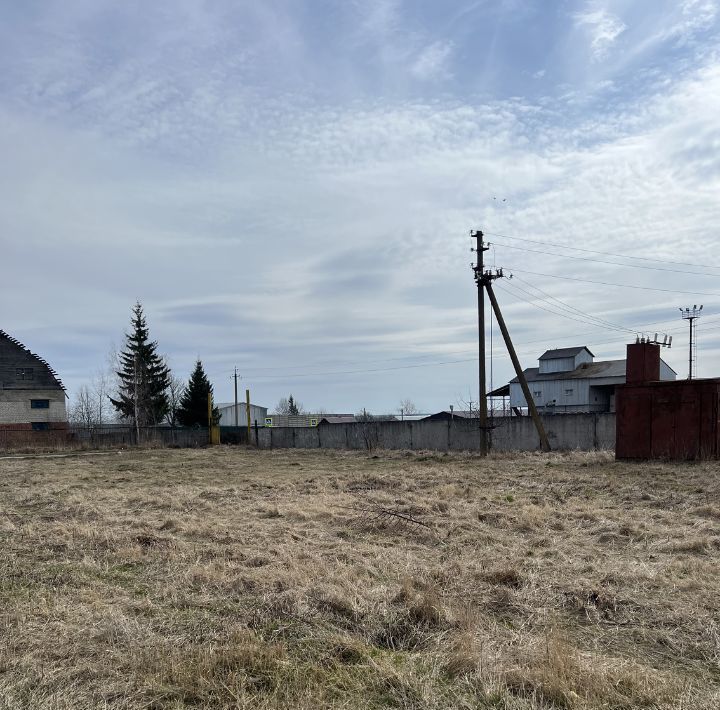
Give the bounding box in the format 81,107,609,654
615,341,720,460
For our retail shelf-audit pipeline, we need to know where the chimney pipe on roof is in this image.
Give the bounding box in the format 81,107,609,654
626,341,661,385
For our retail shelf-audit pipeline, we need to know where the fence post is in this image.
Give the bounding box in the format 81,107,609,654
593,414,599,450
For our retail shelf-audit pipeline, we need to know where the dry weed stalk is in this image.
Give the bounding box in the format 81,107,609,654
340,502,433,532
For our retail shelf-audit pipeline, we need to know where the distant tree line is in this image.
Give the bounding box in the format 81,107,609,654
71,302,218,429
71,302,422,428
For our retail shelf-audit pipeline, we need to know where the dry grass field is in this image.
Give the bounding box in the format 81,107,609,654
1,447,719,709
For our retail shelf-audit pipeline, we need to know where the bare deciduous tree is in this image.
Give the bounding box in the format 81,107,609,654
398,399,419,419
70,369,115,428
165,372,185,426
355,408,380,449
71,385,97,428
93,369,111,426
274,395,305,415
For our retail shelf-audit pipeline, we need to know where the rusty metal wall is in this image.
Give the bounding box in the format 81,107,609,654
616,380,720,460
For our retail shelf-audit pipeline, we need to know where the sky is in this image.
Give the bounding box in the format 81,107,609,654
1,0,719,414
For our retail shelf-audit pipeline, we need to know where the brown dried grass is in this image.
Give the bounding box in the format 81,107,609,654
0,446,719,708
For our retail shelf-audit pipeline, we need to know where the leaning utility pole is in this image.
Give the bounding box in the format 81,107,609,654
470,229,551,453
680,305,703,379
485,282,551,452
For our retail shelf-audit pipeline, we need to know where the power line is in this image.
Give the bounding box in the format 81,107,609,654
497,281,629,333
510,275,636,332
501,278,633,333
505,266,720,297
490,240,720,278
484,230,720,271
242,357,478,379
213,318,720,384
212,314,720,383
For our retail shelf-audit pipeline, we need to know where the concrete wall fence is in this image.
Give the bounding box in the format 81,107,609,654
259,413,615,452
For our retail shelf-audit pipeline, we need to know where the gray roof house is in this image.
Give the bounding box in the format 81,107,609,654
505,346,676,413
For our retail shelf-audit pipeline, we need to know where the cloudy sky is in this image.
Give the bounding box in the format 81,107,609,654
1,0,719,413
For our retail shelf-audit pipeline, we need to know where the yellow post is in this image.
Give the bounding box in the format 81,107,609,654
246,388,252,444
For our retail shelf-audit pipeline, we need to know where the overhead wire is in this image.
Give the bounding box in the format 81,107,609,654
504,267,720,297
239,357,479,379
490,239,720,278
497,280,632,333
509,274,636,332
207,229,720,383
500,278,634,333
484,230,720,271
214,317,720,383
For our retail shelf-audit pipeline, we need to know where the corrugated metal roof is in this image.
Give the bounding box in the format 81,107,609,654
509,359,626,383
487,384,510,397
538,346,594,361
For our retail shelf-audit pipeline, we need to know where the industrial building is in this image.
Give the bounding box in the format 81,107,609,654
0,330,67,430
616,340,720,460
496,346,676,413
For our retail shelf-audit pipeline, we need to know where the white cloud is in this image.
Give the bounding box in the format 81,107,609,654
574,6,627,60
410,40,454,81
674,0,718,42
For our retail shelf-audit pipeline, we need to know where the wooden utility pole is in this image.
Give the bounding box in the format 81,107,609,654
233,367,240,426
485,281,551,452
207,391,213,444
133,353,141,445
245,388,252,444
471,230,490,456
470,228,551,454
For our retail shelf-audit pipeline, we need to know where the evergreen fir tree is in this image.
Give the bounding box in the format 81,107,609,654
288,394,300,416
110,302,171,426
177,360,219,426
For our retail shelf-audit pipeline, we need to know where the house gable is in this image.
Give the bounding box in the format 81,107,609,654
0,330,66,392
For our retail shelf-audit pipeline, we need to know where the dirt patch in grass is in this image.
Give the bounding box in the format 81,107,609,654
1,447,719,708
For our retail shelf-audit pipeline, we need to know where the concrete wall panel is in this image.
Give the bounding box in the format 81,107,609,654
256,414,616,452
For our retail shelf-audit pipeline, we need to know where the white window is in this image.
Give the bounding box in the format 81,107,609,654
533,390,541,397
564,388,573,396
